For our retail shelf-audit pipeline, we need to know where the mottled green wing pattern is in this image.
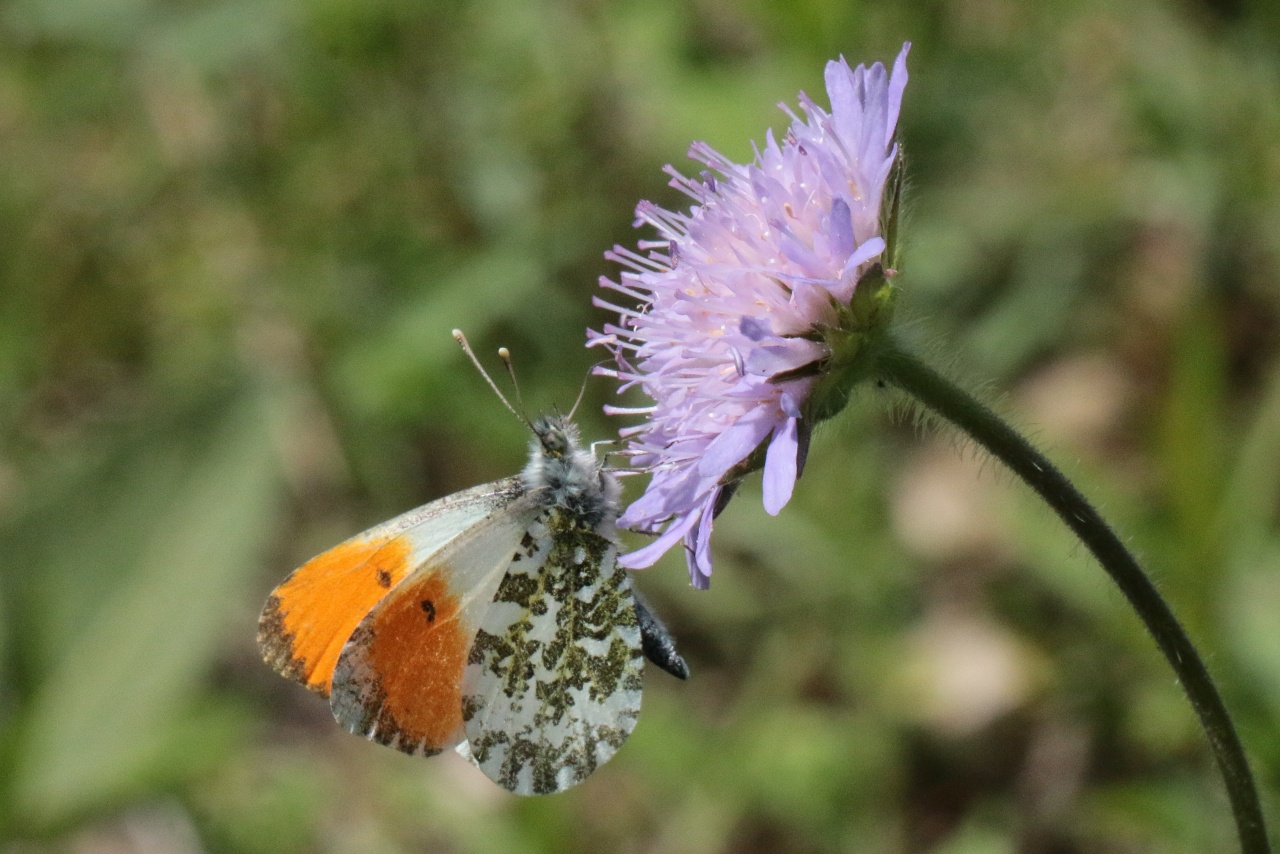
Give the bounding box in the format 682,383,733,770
456,508,643,795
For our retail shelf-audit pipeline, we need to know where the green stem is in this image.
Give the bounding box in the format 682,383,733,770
875,340,1269,853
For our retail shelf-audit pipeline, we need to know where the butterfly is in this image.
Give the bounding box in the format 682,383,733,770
257,336,687,795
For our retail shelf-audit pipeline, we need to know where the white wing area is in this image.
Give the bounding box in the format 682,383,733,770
457,521,643,795
358,476,526,566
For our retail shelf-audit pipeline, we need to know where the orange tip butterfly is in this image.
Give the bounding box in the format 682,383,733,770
257,332,687,795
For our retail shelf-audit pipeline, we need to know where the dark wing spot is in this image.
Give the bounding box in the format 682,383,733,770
421,599,437,622
376,569,393,589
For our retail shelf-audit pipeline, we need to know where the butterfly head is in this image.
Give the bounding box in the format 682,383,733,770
532,413,577,459
523,414,619,531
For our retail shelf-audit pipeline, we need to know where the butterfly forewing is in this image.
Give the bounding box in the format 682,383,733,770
328,490,543,756
458,511,643,795
258,478,524,696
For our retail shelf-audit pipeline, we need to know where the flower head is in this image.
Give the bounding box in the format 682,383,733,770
593,45,910,588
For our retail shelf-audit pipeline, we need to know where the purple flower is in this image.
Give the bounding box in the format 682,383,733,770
592,45,910,588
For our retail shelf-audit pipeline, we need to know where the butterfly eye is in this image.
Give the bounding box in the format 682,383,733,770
539,428,568,456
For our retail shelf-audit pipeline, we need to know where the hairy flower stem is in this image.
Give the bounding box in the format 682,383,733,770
875,341,1268,854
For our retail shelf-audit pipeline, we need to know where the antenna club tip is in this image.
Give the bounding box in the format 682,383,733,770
451,328,465,340
497,347,511,359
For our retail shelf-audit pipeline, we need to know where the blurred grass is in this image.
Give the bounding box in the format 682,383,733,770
1,0,1279,851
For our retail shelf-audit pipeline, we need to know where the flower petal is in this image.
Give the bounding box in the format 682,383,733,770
743,339,827,378
885,44,911,149
697,413,774,478
762,417,800,515
688,489,719,588
739,316,772,341
618,509,701,569
828,197,855,257
836,236,887,299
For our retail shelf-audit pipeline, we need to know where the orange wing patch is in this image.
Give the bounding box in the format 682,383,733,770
258,535,413,695
330,571,471,755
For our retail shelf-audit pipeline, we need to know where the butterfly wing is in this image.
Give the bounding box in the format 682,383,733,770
258,477,523,696
457,517,644,795
327,490,544,756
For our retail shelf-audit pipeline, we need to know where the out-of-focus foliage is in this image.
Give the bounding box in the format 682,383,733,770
1,0,1278,851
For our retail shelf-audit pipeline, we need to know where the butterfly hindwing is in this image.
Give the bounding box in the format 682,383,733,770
327,491,543,756
258,478,524,696
458,510,643,795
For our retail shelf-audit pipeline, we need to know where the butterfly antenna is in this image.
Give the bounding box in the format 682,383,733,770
568,361,604,420
452,329,529,427
496,347,524,407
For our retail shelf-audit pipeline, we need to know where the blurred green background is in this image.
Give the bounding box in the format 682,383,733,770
2,0,1279,851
